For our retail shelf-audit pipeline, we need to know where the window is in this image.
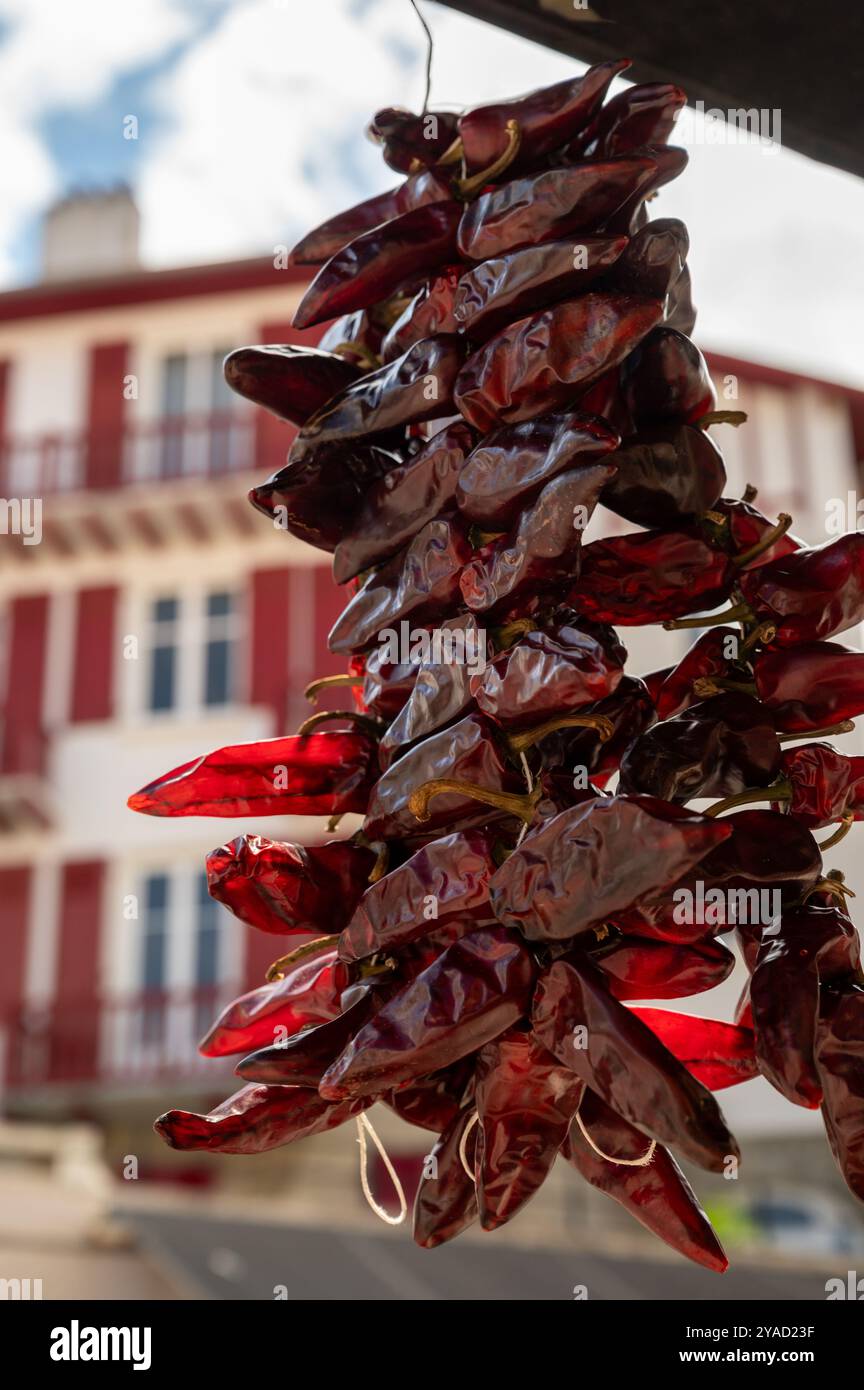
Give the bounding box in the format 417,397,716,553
195,871,221,987
147,596,179,712
155,348,240,478
143,589,240,715
159,354,187,478
141,872,170,1043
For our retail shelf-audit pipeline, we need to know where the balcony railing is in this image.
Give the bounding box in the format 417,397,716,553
0,409,260,498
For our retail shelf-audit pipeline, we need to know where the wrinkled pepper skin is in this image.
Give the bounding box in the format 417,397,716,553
655,627,739,720
249,439,403,553
413,1105,479,1248
474,1028,582,1229
622,327,716,426
294,202,462,329
618,693,782,802
367,106,459,173
127,732,378,818
780,743,864,828
454,294,663,433
338,828,498,962
290,169,451,265
383,1060,474,1134
333,422,474,583
199,947,350,1058
539,674,656,786
359,647,418,721
608,217,689,302
576,82,686,160
376,615,489,767
329,516,472,655
602,424,726,529
710,496,803,570
594,933,735,1001
628,1007,758,1090
456,409,619,529
453,234,628,341
532,956,739,1172
741,534,864,645
755,640,864,733
574,529,734,624
471,621,625,731
457,157,658,262
236,987,379,1088
319,926,535,1099
381,269,460,362
223,344,360,425
562,1090,728,1273
206,834,376,936
155,1084,370,1154
299,334,465,445
815,985,864,1202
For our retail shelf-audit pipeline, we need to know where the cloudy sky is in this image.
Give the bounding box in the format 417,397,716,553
1,0,862,385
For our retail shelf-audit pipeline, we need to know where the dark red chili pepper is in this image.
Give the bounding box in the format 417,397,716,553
574,529,734,624
453,234,628,341
332,422,474,583
641,665,674,704
608,217,689,302
294,202,462,330
740,534,864,645
571,364,634,437
460,464,616,616
629,1007,758,1090
576,83,686,160
319,926,535,1099
456,409,619,529
539,674,656,786
457,157,659,261
471,621,625,731
299,334,465,445
127,731,378,818
708,495,803,570
458,60,629,175
329,516,472,655
359,645,418,721
754,640,864,733
376,614,489,768
618,693,782,802
814,984,864,1202
155,1084,370,1154
223,345,361,425
454,294,663,432
621,327,716,427
665,262,697,336
603,145,689,237
235,986,379,1088
593,932,735,1000
199,946,350,1058
290,169,452,266
338,828,498,962
767,743,864,829
532,955,739,1172
655,626,739,720
206,834,376,936
474,1028,582,1229
602,423,726,529
367,107,460,173
381,268,460,362
562,1090,728,1272
490,795,732,942
316,307,385,366
414,1104,480,1248
384,1060,474,1134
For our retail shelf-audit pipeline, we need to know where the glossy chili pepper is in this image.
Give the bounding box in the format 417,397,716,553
376,614,489,768
740,534,864,645
474,1028,582,1229
628,1007,758,1090
338,828,498,962
414,1104,479,1248
761,743,864,828
754,640,864,733
621,327,716,426
383,1059,474,1134
460,464,616,616
454,294,663,432
490,795,732,942
540,674,656,786
223,345,361,425
574,529,734,624
199,946,350,1058
608,217,689,302
457,157,659,261
640,665,674,704
457,59,629,175
127,731,378,818
576,82,686,159
155,1083,370,1154
655,627,740,720
708,495,803,570
367,107,460,173
294,202,462,330
603,144,689,237
571,363,634,437
236,986,379,1087
562,1090,728,1273
319,926,535,1099
618,693,782,802
359,645,418,721
471,621,625,731
363,712,523,842
290,169,452,265
249,438,404,553
602,423,726,528
332,422,474,583
206,834,376,936
299,334,465,445
453,234,628,341
316,307,385,366
814,984,864,1202
532,955,739,1172
329,516,472,655
456,409,619,529
593,932,735,1001
381,268,460,362
665,262,697,336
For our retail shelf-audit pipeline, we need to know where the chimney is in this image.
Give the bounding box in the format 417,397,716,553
41,186,141,282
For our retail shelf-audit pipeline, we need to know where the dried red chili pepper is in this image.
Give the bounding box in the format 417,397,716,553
603,144,689,236
376,614,489,768
367,107,460,173
319,926,535,1100
708,495,803,571
574,528,734,624
754,639,864,733
384,1060,474,1134
454,294,663,432
474,1027,582,1228
127,731,378,818
814,984,864,1201
155,1084,370,1154
235,986,379,1088
621,327,716,427
359,645,418,721
200,946,350,1058
206,834,376,936
223,344,361,426
576,83,686,159
539,674,656,787
628,1007,758,1090
332,422,474,583
533,955,738,1172
655,627,739,720
777,743,864,828
562,1090,728,1272
414,1104,480,1248
471,621,625,731
602,423,726,528
740,534,864,646
294,202,462,329
381,268,460,362
608,216,689,302
490,795,732,942
290,169,451,266
457,157,659,261
593,933,735,1001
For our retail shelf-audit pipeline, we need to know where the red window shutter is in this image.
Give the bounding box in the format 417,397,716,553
250,567,291,726
2,593,48,773
314,565,351,680
244,926,281,992
70,587,117,722
54,860,105,1080
0,866,31,1015
85,342,129,489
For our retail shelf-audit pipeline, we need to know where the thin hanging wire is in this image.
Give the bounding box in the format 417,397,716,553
409,0,433,113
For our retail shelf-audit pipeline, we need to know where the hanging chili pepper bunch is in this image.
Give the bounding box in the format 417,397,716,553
128,60,864,1271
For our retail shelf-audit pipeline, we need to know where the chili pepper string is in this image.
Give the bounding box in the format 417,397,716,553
573,1092,657,1168
516,752,534,847
459,1110,479,1179
356,1111,408,1225
409,0,433,114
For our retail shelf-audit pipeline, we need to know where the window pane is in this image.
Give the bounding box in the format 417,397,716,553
204,638,230,705
153,597,178,624
142,873,169,991
195,873,220,987
207,591,231,618
161,355,186,416
149,645,175,711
